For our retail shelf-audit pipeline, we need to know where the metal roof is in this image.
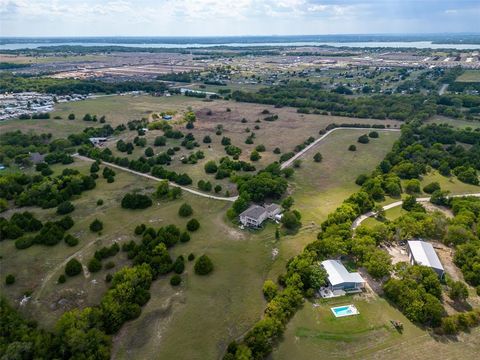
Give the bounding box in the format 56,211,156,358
239,205,266,220
321,260,365,286
265,203,281,213
407,240,444,271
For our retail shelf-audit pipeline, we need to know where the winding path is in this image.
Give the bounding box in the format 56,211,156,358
73,154,239,202
352,193,480,229
75,126,400,201
279,127,401,170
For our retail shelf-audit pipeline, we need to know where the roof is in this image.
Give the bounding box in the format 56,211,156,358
321,260,365,286
29,152,45,164
407,240,444,271
265,203,281,213
239,205,266,220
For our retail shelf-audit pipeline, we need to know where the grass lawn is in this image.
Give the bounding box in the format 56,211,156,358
272,295,480,360
266,130,400,284
456,70,480,82
427,115,480,129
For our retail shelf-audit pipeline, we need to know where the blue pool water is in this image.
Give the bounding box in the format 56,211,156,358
331,305,358,317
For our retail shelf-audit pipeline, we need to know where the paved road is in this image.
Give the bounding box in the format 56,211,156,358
280,127,401,170
73,154,239,202
352,193,480,229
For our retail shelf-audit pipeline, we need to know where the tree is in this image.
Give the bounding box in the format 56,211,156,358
90,162,100,173
348,144,357,151
313,152,323,162
194,255,214,275
64,234,79,247
154,136,166,146
250,150,261,161
65,258,82,277
144,147,154,157
402,195,417,211
121,193,152,209
178,203,193,217
155,180,170,198
358,134,370,144
5,274,15,285
170,274,181,286
204,160,218,174
89,219,103,233
449,280,468,301
281,197,294,211
405,179,421,194
423,182,440,194
68,113,75,120
88,258,102,273
186,218,200,232
281,211,301,230
262,280,278,301
214,185,222,193
368,131,379,138
203,135,212,143
57,201,75,215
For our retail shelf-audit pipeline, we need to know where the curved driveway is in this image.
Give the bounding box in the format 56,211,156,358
352,193,480,229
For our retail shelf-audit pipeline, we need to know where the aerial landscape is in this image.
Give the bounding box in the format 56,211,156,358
1,1,480,359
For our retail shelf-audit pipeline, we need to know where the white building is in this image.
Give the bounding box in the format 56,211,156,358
239,204,282,228
407,240,445,278
321,260,365,292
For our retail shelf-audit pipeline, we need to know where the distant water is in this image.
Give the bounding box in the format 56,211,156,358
1,41,480,50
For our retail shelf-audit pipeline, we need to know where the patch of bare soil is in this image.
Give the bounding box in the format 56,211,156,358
423,203,454,218
383,243,409,265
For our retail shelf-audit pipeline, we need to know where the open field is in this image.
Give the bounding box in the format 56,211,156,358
456,70,480,82
0,53,109,64
427,115,480,129
273,295,480,360
266,130,400,281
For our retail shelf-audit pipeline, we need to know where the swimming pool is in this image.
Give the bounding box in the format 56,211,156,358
331,304,359,318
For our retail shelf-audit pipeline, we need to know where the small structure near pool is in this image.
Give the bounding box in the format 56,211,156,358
331,304,359,318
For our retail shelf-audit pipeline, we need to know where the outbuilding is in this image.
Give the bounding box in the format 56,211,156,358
407,240,445,278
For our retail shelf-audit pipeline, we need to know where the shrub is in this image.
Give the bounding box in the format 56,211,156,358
214,185,222,193
64,234,79,247
89,219,103,232
105,261,115,270
121,193,152,209
65,258,82,277
348,144,357,151
178,203,193,217
203,135,212,144
255,144,266,152
180,231,191,243
173,256,185,274
154,136,167,146
313,152,323,162
262,280,278,301
56,201,75,215
250,150,261,161
273,147,281,154
15,236,34,250
293,159,302,168
204,160,218,174
88,258,102,273
105,273,113,282
188,253,195,261
423,182,441,194
194,255,214,275
58,274,67,283
281,211,301,230
134,224,146,235
5,274,15,285
170,274,182,286
186,218,200,232
97,199,104,206
144,147,154,157
358,134,370,144
368,131,379,138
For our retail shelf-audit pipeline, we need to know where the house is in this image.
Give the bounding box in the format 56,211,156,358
89,137,108,146
239,204,282,228
321,260,365,292
407,240,445,278
29,152,45,164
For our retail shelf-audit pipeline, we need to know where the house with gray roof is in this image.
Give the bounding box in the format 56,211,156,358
407,240,445,278
321,259,365,292
239,203,282,228
29,152,45,164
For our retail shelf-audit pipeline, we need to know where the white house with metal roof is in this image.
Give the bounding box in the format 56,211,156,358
321,260,366,292
407,240,445,278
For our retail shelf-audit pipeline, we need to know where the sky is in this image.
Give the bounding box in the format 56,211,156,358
0,0,479,37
